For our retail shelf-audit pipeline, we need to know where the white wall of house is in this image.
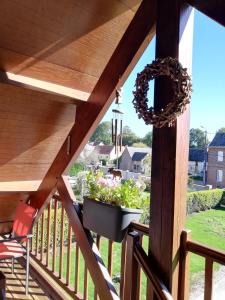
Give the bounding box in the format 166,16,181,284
188,161,204,175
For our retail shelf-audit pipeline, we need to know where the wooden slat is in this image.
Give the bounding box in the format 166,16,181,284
120,237,127,299
204,258,213,300
187,0,225,28
57,176,119,300
30,0,156,213
108,240,114,276
36,221,39,256
59,206,65,279
52,199,58,274
150,1,194,298
178,230,191,300
66,224,72,286
46,201,51,268
84,264,89,300
74,242,80,294
130,222,149,236
0,71,89,102
123,233,140,300
94,235,101,300
40,213,45,263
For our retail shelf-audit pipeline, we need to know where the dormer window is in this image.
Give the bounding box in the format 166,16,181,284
218,151,223,162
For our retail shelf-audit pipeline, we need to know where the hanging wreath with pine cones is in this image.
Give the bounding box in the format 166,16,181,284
132,57,192,128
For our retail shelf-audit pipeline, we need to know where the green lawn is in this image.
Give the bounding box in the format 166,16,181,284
46,207,225,298
186,207,225,275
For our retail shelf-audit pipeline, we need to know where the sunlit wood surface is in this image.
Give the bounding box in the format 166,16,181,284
0,260,50,300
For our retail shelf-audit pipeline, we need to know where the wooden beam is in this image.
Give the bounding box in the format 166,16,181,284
0,71,89,103
187,0,225,28
57,176,119,300
150,1,194,299
30,0,156,210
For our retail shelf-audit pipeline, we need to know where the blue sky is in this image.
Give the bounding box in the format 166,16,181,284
103,10,225,140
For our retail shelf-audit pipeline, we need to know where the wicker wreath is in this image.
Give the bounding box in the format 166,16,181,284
133,57,192,128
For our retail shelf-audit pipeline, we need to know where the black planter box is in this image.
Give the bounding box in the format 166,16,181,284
83,197,142,242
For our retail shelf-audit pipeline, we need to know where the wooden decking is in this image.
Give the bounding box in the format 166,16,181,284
0,260,50,300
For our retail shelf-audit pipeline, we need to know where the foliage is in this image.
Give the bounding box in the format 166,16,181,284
122,125,140,146
132,142,147,148
90,121,112,145
69,163,84,177
189,128,208,148
85,170,149,209
218,127,225,132
142,154,151,175
72,171,88,199
142,131,152,147
186,189,224,215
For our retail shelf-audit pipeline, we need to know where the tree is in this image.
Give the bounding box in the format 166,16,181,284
90,121,111,145
122,126,140,146
189,128,208,148
142,132,152,147
132,142,148,148
218,127,225,133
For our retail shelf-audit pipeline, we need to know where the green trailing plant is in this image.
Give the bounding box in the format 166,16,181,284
85,170,149,209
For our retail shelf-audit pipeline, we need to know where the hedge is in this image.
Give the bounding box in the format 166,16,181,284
186,189,225,215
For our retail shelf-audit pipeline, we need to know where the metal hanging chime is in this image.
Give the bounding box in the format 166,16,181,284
112,88,123,157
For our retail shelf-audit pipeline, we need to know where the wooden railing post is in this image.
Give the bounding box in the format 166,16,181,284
179,230,191,300
123,232,140,300
204,258,213,300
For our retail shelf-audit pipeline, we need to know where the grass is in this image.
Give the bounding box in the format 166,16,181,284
186,207,225,275
44,207,225,298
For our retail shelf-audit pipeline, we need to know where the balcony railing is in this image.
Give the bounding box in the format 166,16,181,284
28,179,225,300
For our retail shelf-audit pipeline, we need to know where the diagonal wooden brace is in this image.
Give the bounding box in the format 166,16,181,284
57,175,119,300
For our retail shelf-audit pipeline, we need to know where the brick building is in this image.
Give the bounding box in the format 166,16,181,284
207,132,225,188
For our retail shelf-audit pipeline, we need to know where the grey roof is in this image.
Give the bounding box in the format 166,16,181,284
132,152,148,161
209,132,225,147
127,146,151,158
189,148,205,162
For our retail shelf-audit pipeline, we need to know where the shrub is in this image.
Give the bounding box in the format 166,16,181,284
186,189,224,215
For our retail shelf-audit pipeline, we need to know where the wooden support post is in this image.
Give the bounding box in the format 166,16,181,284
123,232,140,300
150,1,194,299
204,258,213,300
57,176,119,300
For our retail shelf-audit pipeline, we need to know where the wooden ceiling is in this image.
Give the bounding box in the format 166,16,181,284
0,0,141,94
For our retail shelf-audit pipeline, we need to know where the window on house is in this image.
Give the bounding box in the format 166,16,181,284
218,151,223,162
217,170,223,182
133,164,136,170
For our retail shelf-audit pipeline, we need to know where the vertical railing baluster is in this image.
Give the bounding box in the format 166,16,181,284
40,213,45,263
52,199,58,273
59,206,65,279
46,201,51,268
204,257,213,300
74,242,80,294
108,240,114,277
66,224,72,286
94,235,101,300
120,237,127,299
35,220,39,257
84,264,89,300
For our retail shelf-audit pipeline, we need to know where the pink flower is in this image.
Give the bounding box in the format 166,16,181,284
97,177,107,186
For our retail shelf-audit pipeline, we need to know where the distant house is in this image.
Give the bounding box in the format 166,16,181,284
119,146,152,173
188,148,205,176
92,145,124,164
207,132,225,188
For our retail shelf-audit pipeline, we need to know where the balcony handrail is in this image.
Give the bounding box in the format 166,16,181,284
134,241,173,300
186,240,225,265
130,221,149,236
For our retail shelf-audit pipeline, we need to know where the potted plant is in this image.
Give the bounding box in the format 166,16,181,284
82,170,148,242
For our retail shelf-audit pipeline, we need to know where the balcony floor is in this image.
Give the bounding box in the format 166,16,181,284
0,260,50,300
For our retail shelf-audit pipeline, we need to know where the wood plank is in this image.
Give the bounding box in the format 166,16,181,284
52,199,58,273
150,1,194,298
30,0,156,211
66,224,72,286
187,0,225,28
46,202,51,268
0,1,141,91
0,71,89,102
57,176,119,300
74,242,80,293
204,258,213,300
59,206,65,279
